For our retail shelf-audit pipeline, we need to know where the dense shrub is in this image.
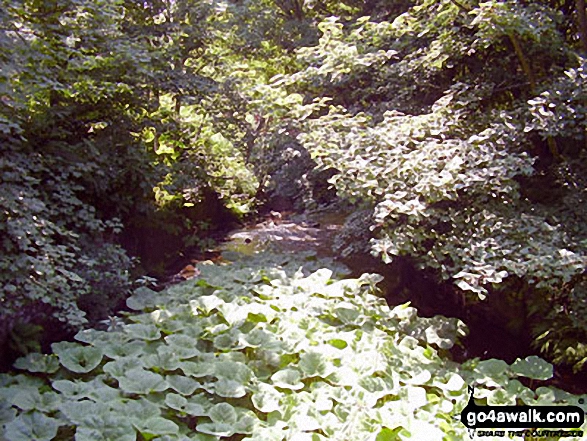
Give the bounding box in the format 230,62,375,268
252,2,587,371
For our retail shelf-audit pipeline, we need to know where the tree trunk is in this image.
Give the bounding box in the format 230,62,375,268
577,0,587,54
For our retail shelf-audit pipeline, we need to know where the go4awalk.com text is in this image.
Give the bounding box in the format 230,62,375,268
459,386,586,438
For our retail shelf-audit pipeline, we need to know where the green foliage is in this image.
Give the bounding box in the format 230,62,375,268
527,58,587,140
0,0,264,353
1,251,585,440
0,146,134,329
250,0,587,371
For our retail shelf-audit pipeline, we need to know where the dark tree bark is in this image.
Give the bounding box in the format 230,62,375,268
577,0,587,53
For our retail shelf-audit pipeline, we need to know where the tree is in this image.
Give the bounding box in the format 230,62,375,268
255,0,587,371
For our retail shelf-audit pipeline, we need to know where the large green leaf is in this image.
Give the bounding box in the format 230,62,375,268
511,356,553,381
196,422,235,437
52,342,103,374
299,351,332,378
3,412,60,441
166,375,202,395
1,253,585,441
13,353,60,374
126,287,159,311
271,368,304,390
252,383,282,413
124,323,162,341
209,402,238,425
165,393,208,416
11,389,60,413
117,368,168,394
52,376,121,402
212,378,247,398
134,417,180,437
103,358,145,379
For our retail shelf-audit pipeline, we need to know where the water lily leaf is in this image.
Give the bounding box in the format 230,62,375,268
13,353,60,373
271,368,304,390
52,342,103,374
117,368,168,394
511,356,553,380
4,412,60,441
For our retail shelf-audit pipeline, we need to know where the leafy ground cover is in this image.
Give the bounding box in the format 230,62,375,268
1,250,585,440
